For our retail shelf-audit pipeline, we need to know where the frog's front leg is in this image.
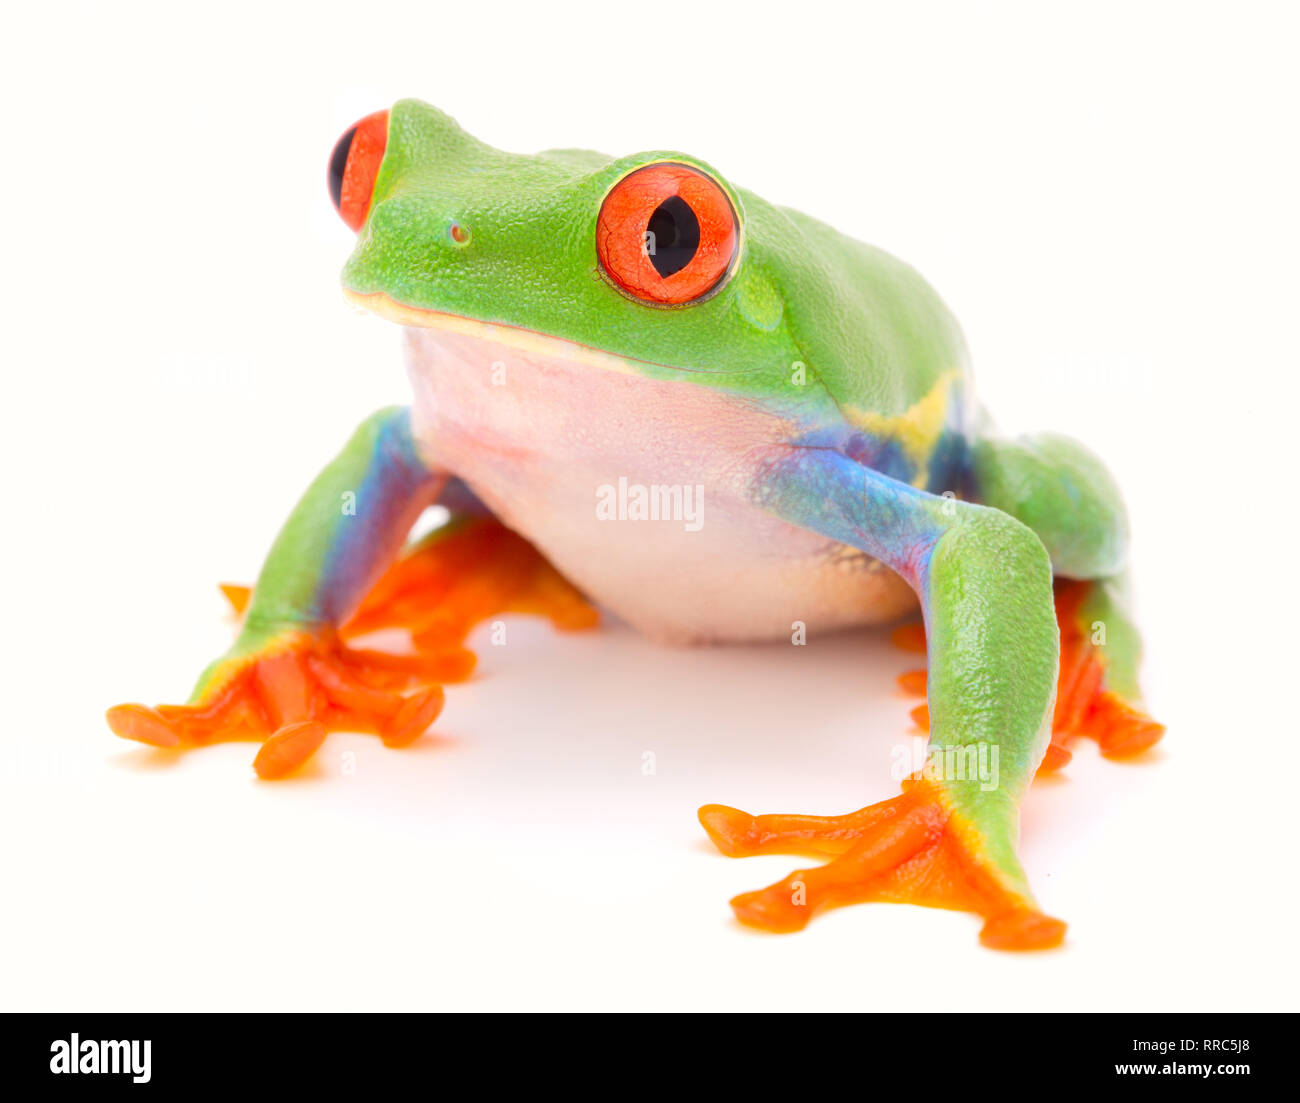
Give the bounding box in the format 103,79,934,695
700,447,1066,949
108,408,470,777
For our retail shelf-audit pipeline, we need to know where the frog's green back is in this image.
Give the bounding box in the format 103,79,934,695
757,201,972,418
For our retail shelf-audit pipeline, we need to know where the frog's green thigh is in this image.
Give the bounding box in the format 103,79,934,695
969,432,1128,579
699,446,1067,950
969,432,1163,762
106,408,596,778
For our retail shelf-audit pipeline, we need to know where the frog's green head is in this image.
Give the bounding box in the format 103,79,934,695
328,99,804,391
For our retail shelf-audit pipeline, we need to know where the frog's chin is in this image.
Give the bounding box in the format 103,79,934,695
342,288,655,379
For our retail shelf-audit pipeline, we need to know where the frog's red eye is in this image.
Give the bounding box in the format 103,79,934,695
328,109,389,232
596,163,739,305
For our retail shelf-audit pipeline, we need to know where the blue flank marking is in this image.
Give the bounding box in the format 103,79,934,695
755,445,948,585
317,407,434,624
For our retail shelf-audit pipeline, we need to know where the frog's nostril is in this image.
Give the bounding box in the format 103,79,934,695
328,109,389,232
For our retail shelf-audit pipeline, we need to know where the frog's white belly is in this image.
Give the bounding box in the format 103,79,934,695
403,325,916,644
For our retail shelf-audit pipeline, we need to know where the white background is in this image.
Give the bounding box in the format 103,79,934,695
2,0,1297,1011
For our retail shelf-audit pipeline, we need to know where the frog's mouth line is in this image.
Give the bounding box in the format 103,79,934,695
343,289,688,378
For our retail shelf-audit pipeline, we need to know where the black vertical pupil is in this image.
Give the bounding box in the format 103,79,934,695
327,123,359,212
645,196,700,278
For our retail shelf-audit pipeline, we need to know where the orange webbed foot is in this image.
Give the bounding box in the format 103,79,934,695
132,517,597,778
1079,692,1165,758
107,632,469,778
700,781,1066,950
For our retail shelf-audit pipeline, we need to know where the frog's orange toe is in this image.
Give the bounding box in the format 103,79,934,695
106,704,181,748
979,907,1068,951
382,685,446,747
1036,742,1074,774
702,780,1065,949
1085,693,1165,759
731,884,815,933
253,721,328,780
698,804,761,857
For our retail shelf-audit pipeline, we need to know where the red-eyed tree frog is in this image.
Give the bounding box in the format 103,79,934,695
108,100,1163,950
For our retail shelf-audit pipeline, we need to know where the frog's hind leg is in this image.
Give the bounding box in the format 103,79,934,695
348,515,600,648
223,513,598,651
895,576,1163,771
964,430,1163,770
1048,575,1164,764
